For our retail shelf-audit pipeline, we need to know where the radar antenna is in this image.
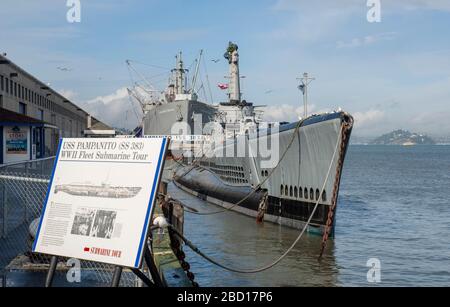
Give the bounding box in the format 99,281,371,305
297,72,315,118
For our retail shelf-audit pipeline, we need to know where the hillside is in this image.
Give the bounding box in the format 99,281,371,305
370,130,436,145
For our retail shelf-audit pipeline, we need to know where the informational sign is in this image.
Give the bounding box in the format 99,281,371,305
6,126,28,154
33,137,168,268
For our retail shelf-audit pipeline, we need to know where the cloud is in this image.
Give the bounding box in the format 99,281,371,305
336,32,397,49
86,87,129,105
58,89,78,101
80,87,141,130
262,104,326,122
263,104,303,122
353,109,384,129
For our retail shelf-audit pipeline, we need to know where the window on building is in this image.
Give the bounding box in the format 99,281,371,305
0,75,3,91
61,117,65,136
0,95,3,108
322,191,327,202
38,109,44,120
14,82,17,97
19,102,27,115
10,80,13,94
5,78,9,93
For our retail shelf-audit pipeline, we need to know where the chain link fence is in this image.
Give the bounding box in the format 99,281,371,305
0,158,145,287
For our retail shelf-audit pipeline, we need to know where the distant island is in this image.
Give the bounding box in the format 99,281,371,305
370,130,436,145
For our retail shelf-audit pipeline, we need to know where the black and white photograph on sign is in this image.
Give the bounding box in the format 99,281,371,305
91,210,117,239
71,207,96,237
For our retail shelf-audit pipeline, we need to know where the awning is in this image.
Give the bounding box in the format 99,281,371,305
0,107,49,127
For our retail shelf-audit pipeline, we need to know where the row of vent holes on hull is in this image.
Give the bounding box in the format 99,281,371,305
280,185,327,202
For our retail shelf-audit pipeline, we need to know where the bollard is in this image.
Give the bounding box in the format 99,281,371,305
159,181,168,196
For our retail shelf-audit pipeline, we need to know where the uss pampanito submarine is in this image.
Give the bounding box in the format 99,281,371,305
133,42,353,236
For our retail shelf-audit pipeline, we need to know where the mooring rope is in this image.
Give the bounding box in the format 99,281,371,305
167,127,342,273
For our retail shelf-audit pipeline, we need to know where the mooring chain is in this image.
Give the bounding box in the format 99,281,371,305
318,121,352,259
171,234,199,287
159,196,199,287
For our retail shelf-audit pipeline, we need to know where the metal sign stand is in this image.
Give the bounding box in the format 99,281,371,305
44,241,163,287
44,256,58,287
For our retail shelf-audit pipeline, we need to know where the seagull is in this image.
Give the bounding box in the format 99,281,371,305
264,90,274,94
211,59,220,63
57,66,72,72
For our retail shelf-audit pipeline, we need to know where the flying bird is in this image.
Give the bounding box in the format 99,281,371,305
264,90,274,94
211,59,220,63
57,66,72,72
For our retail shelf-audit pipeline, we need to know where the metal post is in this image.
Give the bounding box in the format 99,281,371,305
45,256,58,287
131,268,155,287
110,266,123,287
2,182,7,238
144,246,164,287
304,76,308,118
297,72,315,118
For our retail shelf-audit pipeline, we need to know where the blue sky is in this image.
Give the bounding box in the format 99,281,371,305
1,0,450,136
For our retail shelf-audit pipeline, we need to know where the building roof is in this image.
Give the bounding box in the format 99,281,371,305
0,107,48,126
83,120,116,136
87,121,114,131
